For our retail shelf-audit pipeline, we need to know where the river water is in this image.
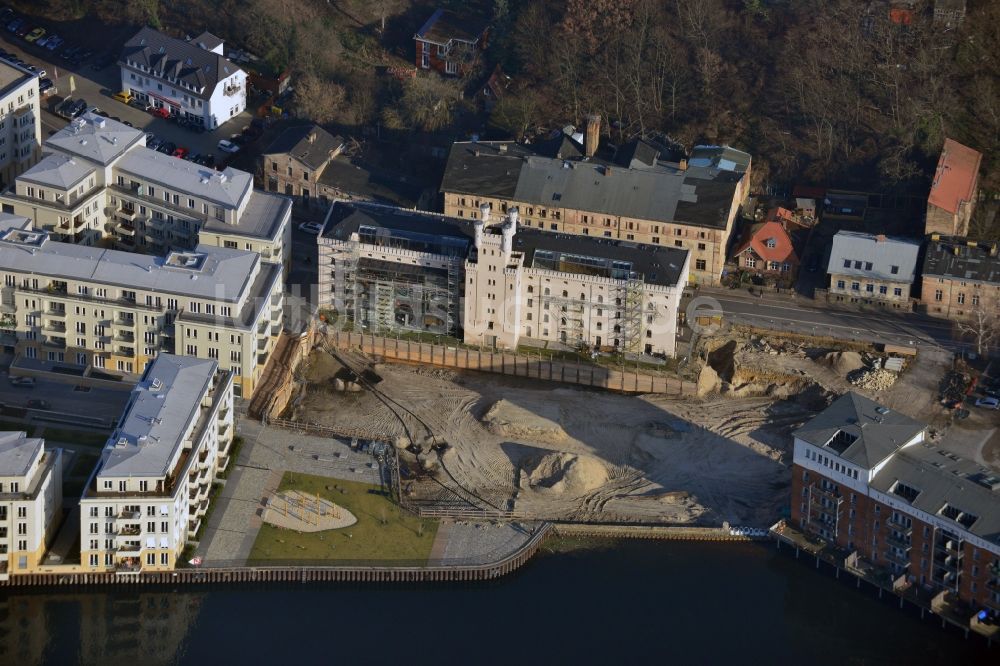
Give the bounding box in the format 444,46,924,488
1,539,993,665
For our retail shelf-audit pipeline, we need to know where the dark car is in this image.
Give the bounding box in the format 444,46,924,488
27,399,51,410
56,97,76,118
158,141,176,155
69,99,88,119
60,45,81,61
38,77,53,93
201,154,215,169
7,18,23,33
15,23,31,37
9,376,35,388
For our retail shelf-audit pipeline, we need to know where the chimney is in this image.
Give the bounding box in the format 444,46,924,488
584,113,601,158
875,234,887,243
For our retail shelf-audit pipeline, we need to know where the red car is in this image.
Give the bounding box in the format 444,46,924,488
172,147,188,159
151,106,170,119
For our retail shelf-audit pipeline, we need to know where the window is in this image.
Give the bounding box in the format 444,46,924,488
851,282,860,291
890,265,899,275
865,284,874,293
695,259,706,271
957,293,965,304
893,288,902,297
745,256,756,268
864,262,873,271
843,259,851,269
765,238,776,248
934,289,942,301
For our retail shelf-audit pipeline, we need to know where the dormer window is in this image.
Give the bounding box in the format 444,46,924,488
765,238,776,248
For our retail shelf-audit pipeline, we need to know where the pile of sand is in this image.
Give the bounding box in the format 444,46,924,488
522,452,608,496
482,399,567,443
817,351,865,376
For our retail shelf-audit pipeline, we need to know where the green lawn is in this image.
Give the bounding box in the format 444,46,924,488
248,473,438,565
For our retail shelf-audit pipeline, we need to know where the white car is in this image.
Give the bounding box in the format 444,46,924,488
298,222,323,235
975,397,999,409
217,139,240,154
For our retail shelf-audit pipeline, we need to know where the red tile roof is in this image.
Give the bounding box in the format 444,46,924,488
928,138,982,215
732,220,798,265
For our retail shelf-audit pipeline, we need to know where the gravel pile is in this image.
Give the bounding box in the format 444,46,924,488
849,368,897,391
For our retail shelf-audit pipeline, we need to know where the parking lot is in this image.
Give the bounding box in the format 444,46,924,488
0,8,264,166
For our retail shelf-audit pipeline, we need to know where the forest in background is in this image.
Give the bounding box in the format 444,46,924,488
10,0,1000,235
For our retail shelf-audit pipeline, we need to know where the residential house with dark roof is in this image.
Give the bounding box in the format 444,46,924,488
925,138,982,237
920,236,1000,321
259,124,344,207
440,129,751,285
825,231,920,308
119,27,246,129
791,392,1000,613
414,8,489,76
731,210,800,281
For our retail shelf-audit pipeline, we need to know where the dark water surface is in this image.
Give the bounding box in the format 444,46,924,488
2,540,993,665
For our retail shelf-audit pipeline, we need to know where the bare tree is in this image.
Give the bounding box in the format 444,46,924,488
957,306,1000,357
294,73,347,124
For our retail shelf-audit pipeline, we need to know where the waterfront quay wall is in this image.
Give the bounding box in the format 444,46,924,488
324,330,697,396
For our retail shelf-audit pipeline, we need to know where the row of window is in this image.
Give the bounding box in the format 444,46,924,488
835,280,904,297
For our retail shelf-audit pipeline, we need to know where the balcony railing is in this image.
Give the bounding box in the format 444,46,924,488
884,550,911,567
118,509,140,520
887,516,913,533
885,534,911,550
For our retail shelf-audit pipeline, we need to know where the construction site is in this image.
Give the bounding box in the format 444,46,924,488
278,321,988,529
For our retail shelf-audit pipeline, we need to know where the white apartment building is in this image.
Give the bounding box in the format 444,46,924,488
0,59,41,189
0,214,283,397
0,431,63,578
0,113,290,271
79,354,234,573
120,27,246,130
319,201,690,357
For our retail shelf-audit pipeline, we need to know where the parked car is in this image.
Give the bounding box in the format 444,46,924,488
46,35,64,51
27,399,51,410
38,78,54,93
158,141,176,155
299,222,324,235
217,139,240,154
15,23,31,37
975,397,1000,409
24,27,45,42
7,18,24,33
172,147,189,159
60,45,81,61
9,376,35,388
112,90,133,104
69,98,88,119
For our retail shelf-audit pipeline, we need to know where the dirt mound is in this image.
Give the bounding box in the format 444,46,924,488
522,452,608,496
707,340,738,382
817,351,865,376
697,364,722,396
482,399,567,443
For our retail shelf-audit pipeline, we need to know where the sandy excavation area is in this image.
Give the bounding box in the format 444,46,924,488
292,349,832,526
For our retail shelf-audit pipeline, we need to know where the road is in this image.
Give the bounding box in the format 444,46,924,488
701,287,966,352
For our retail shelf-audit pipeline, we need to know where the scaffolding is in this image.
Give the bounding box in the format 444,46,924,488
619,277,645,353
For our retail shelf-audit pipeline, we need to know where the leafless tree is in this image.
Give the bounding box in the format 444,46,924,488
957,306,1000,357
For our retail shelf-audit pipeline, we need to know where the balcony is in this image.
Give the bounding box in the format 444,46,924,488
115,331,135,344
56,215,86,233
117,543,140,553
116,222,136,236
118,525,140,536
114,316,136,328
43,321,66,333
936,539,963,557
46,305,66,317
223,83,242,97
887,516,913,533
885,534,911,550
885,550,911,567
118,207,138,222
0,313,16,330
118,509,140,520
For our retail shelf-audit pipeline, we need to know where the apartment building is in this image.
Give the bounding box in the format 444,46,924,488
920,237,1000,321
0,214,283,397
925,138,981,237
791,392,1000,613
120,27,246,129
0,113,290,271
0,431,63,578
318,201,689,357
440,133,749,285
825,231,920,308
0,59,41,188
79,355,233,574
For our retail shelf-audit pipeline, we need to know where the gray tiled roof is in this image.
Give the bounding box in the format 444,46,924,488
922,238,1000,285
100,355,217,478
793,392,926,468
827,231,921,283
116,147,252,209
263,125,344,172
0,431,43,477
871,442,1000,543
120,27,242,100
18,154,96,189
45,113,145,167
441,141,743,229
0,213,258,302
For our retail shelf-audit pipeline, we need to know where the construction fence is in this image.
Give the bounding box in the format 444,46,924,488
324,330,697,396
